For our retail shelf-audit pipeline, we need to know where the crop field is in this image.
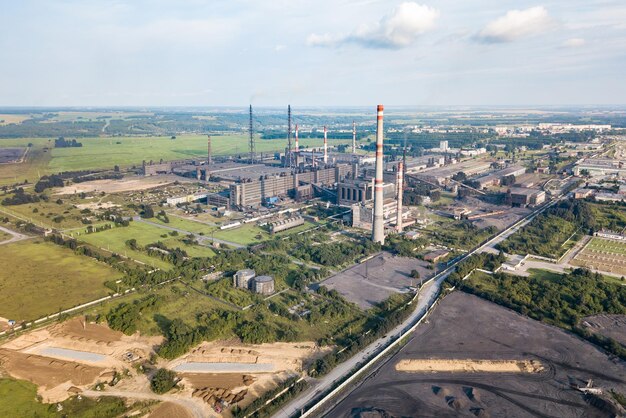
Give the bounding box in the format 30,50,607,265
77,221,214,270
0,134,351,184
0,114,32,125
0,240,121,322
572,237,626,276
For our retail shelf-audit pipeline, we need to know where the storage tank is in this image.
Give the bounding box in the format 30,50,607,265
233,269,256,289
253,275,275,295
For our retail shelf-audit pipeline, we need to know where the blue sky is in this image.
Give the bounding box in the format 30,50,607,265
1,0,625,106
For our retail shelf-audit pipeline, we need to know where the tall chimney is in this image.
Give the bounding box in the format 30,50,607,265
207,135,212,165
295,124,299,152
372,105,385,244
352,121,356,154
396,161,403,233
207,135,212,182
323,125,328,164
287,105,292,168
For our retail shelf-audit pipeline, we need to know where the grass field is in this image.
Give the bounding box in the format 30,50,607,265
0,377,140,418
0,139,51,186
212,221,318,245
77,221,214,269
0,134,351,185
0,240,121,321
0,230,10,241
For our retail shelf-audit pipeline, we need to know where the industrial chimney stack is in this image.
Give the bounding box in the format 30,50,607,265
372,105,385,244
396,161,404,233
323,125,328,164
295,124,299,152
206,135,212,182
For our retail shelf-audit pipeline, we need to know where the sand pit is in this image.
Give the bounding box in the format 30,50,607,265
171,340,328,374
395,359,544,374
180,373,252,390
149,402,194,418
49,318,124,344
54,175,182,195
0,348,105,389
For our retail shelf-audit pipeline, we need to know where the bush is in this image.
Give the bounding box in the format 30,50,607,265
150,368,177,394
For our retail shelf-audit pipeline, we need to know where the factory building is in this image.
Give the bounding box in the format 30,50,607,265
507,188,546,207
574,159,625,177
233,269,256,289
269,216,305,233
166,193,208,206
253,276,275,295
229,164,355,209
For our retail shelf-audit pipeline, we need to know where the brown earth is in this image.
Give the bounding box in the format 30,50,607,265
0,348,105,389
395,359,544,373
148,402,194,418
54,175,185,195
49,318,124,344
180,373,253,390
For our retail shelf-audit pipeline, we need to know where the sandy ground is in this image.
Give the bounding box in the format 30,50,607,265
149,402,195,418
171,340,329,414
329,292,626,418
54,175,184,195
0,347,105,400
169,340,326,374
396,359,544,374
0,318,162,402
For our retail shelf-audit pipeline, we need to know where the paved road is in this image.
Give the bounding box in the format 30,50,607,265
82,389,213,418
134,216,246,248
0,224,30,245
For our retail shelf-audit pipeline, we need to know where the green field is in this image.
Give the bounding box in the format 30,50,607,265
0,378,145,418
0,230,10,241
0,240,121,321
587,237,626,256
0,134,351,185
76,221,214,269
212,221,318,245
152,214,217,235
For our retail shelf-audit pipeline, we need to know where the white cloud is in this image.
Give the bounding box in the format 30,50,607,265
307,2,439,49
563,38,586,47
476,6,554,43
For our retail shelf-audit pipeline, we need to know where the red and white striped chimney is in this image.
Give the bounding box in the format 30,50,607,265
396,161,404,233
323,125,328,164
372,105,385,244
295,124,299,152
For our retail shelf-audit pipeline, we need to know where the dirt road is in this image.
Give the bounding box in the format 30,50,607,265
0,225,30,245
82,389,213,418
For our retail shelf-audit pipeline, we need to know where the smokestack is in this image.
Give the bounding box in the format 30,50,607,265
207,135,212,165
207,135,211,182
323,125,328,164
295,124,299,152
372,104,385,244
287,105,292,168
352,121,356,154
396,161,403,233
